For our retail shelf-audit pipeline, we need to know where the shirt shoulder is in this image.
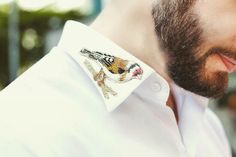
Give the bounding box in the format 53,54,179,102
0,46,99,108
204,108,227,137
204,108,231,155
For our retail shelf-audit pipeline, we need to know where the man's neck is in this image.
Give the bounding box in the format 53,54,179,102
90,0,177,116
91,1,169,79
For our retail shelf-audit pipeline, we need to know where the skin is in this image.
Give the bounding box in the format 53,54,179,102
195,0,236,74
91,0,236,121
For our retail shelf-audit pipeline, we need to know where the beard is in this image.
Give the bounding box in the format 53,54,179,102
152,0,229,98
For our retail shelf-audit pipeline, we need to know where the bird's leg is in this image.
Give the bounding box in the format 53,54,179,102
104,85,117,96
84,60,108,98
96,70,117,98
94,69,104,81
83,60,117,99
100,84,110,99
96,72,110,99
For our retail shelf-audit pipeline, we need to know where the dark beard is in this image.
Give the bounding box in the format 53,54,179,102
152,1,228,98
168,47,228,98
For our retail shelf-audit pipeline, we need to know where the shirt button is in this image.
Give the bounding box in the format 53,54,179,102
151,82,161,92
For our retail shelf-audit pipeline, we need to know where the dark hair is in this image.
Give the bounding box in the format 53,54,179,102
152,0,199,54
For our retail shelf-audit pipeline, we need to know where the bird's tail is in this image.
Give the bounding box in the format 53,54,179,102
80,48,102,61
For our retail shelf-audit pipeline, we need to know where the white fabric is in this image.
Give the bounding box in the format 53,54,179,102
0,20,231,157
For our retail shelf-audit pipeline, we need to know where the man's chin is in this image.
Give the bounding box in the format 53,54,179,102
183,83,227,98
192,72,228,98
173,72,228,99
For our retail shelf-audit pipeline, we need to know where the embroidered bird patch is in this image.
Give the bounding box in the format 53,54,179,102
80,48,143,99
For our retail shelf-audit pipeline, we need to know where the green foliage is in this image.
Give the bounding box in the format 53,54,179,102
0,7,9,87
0,4,87,88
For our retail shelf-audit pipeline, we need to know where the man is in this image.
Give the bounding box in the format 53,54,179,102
0,0,234,156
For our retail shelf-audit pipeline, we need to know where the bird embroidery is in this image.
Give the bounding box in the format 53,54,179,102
80,48,143,99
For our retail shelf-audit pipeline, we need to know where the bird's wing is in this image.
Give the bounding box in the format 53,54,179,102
97,53,116,68
87,51,129,75
116,58,128,70
104,57,129,74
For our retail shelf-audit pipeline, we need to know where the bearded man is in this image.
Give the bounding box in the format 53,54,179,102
0,0,234,156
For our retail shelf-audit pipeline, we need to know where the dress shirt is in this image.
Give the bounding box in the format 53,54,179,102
0,20,231,157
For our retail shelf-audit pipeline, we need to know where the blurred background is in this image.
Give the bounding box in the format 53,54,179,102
0,0,236,156
0,0,110,88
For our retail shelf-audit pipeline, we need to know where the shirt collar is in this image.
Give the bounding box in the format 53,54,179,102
57,20,170,112
171,83,209,113
57,20,209,113
171,83,209,156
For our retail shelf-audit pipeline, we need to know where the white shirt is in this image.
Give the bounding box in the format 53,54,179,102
0,20,231,157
